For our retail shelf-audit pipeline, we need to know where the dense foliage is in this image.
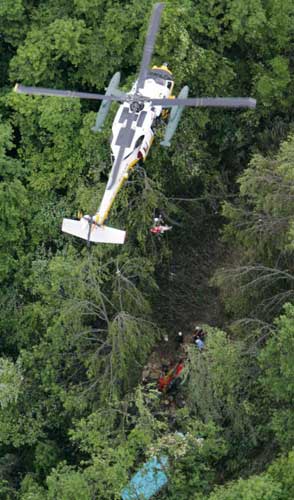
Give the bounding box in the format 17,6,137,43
1,0,294,498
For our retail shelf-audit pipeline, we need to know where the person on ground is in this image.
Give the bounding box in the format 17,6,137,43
177,331,184,344
193,326,205,342
195,337,205,351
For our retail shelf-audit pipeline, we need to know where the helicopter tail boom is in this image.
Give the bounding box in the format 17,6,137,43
62,218,126,244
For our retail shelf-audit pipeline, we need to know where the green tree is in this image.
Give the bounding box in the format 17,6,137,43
46,465,92,500
215,134,294,323
207,450,294,500
185,327,268,475
208,474,281,500
259,303,294,451
0,120,28,281
0,358,22,409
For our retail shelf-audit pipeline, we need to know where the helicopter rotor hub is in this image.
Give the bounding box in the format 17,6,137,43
130,100,145,113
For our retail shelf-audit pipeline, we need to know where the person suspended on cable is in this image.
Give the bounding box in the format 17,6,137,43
154,213,164,225
150,211,172,235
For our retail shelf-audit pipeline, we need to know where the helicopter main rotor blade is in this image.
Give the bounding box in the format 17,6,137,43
151,97,256,108
14,84,126,102
136,3,165,91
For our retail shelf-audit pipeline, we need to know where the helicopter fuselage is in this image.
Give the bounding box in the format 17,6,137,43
95,65,174,225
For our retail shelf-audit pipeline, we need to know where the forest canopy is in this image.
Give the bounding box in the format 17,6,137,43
0,0,294,498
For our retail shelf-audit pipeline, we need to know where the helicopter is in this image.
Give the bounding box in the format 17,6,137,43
14,3,256,245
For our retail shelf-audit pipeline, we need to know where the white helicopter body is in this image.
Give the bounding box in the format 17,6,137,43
97,66,174,226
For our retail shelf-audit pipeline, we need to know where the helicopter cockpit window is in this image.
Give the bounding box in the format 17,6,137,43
156,77,166,85
149,75,166,85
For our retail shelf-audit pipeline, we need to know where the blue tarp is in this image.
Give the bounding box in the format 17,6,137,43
121,456,168,500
